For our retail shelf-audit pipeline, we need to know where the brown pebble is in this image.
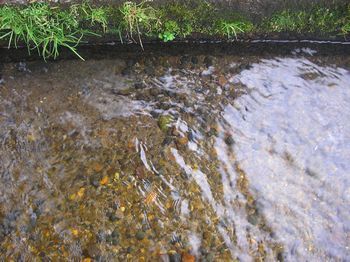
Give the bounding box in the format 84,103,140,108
177,137,189,146
218,75,227,87
182,252,195,262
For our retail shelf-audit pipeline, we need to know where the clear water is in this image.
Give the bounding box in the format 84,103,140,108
0,46,349,261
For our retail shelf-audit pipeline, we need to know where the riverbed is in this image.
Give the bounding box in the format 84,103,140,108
0,43,349,261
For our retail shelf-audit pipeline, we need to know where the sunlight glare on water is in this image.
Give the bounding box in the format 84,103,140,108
217,57,350,260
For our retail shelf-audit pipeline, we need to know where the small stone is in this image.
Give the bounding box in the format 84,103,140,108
169,253,181,262
207,127,218,137
100,176,109,186
96,230,105,243
112,238,119,245
224,135,235,146
162,136,173,146
90,174,101,188
69,193,76,201
150,110,160,118
187,131,194,141
135,230,145,240
113,172,120,181
202,231,211,241
182,253,195,262
71,228,79,237
111,229,119,238
204,56,213,67
176,137,188,146
150,88,161,96
107,212,119,222
106,235,113,243
247,213,259,225
77,187,85,198
218,75,227,87
239,63,252,71
134,82,146,89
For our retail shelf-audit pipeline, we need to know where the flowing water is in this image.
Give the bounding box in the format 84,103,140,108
0,44,349,261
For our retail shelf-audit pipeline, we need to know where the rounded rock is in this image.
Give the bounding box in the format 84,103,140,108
135,230,145,240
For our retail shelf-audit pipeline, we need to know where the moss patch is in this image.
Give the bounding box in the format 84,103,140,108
0,1,349,60
264,7,347,34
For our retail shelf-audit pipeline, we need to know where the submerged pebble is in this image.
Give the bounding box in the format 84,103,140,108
90,174,101,188
135,230,145,240
169,253,181,262
224,135,235,146
204,56,213,67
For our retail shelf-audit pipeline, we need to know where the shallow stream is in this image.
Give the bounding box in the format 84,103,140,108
0,44,349,261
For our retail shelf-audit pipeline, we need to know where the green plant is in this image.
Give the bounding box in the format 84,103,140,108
80,3,109,32
218,20,253,39
119,1,160,49
158,20,179,42
0,3,87,60
342,22,350,34
160,4,194,37
340,6,350,35
0,6,25,48
308,8,340,33
267,10,307,32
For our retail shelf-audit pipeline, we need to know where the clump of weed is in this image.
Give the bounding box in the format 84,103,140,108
343,23,350,34
341,6,350,35
0,6,25,48
266,6,347,34
158,20,180,42
267,10,308,33
308,8,342,33
158,1,218,37
80,3,109,32
217,20,254,39
119,1,160,49
159,3,195,38
0,3,87,60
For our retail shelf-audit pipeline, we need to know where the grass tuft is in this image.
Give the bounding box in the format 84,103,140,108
158,20,180,42
80,3,109,32
119,1,160,49
267,10,307,33
0,3,89,60
266,7,347,34
217,20,254,39
342,23,350,34
341,6,350,35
